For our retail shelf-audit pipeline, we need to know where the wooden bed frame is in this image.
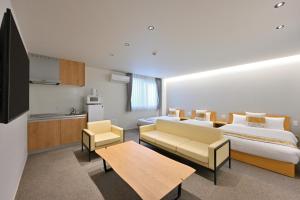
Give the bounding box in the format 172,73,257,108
228,112,295,177
191,110,217,121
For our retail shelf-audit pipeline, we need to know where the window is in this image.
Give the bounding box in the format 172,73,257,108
131,74,158,110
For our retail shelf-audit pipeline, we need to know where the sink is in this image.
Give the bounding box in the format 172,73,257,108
29,113,86,121
30,113,65,118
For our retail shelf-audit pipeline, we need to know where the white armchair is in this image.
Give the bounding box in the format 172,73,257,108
82,120,124,161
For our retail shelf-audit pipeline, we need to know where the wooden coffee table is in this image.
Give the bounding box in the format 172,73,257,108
96,141,195,200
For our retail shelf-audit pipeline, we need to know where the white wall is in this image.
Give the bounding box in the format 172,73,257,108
0,1,28,200
30,66,158,129
166,59,300,136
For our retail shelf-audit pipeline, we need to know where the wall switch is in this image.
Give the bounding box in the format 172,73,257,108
292,120,298,127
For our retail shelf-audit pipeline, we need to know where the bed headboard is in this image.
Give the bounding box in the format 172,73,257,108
178,109,185,118
191,110,217,121
228,112,291,131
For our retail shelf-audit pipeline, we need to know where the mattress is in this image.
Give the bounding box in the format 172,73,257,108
180,119,213,127
220,124,300,164
137,116,180,126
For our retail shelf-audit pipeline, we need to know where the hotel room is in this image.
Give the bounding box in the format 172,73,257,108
0,0,300,200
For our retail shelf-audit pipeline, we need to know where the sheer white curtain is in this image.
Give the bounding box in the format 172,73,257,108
131,74,158,110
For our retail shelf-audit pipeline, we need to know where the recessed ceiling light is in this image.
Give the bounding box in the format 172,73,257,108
274,2,285,8
109,53,114,56
276,25,285,29
148,25,155,31
124,43,130,46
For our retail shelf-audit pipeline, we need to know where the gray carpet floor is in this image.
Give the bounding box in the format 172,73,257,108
16,129,300,200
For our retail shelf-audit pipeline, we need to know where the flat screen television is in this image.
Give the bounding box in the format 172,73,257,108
0,9,29,124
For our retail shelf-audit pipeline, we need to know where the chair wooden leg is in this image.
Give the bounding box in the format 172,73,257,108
81,130,84,152
214,170,217,185
89,151,91,162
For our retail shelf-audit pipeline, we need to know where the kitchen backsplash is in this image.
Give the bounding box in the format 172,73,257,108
29,84,85,114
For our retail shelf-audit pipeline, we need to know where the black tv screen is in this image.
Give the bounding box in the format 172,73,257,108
0,9,29,124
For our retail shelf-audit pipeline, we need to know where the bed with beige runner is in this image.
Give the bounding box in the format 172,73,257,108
219,112,300,177
137,108,185,126
180,110,216,127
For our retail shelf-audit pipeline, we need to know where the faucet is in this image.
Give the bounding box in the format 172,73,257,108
70,107,77,115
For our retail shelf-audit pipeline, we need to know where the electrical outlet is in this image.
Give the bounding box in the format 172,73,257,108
292,120,298,127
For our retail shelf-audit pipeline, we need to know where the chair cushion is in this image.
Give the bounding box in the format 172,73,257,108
95,132,120,147
177,140,209,163
155,133,189,151
88,120,112,134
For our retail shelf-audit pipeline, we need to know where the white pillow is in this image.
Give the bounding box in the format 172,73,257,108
245,112,267,128
196,109,207,113
195,110,210,121
168,108,180,117
206,112,211,121
245,112,266,118
265,117,285,130
232,114,247,125
175,110,180,118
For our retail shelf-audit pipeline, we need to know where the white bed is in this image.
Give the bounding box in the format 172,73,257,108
220,124,300,164
137,116,180,126
180,119,213,127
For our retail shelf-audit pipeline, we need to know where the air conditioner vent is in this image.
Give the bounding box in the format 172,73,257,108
110,73,130,83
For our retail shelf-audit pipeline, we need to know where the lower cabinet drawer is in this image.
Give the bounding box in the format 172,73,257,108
28,120,61,151
60,118,87,145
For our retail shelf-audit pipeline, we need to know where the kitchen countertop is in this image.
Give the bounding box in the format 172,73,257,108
28,113,87,122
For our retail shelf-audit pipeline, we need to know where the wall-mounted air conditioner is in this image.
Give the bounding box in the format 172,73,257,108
110,73,130,83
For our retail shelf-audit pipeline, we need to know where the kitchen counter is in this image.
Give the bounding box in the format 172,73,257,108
28,113,87,122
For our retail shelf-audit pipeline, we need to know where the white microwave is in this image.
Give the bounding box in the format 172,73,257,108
86,95,101,105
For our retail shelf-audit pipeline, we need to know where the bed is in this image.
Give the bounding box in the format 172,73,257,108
220,112,300,177
180,110,216,127
137,109,185,126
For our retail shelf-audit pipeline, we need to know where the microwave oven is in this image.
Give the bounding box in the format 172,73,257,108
86,95,101,105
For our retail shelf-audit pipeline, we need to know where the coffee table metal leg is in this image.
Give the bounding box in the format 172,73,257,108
103,159,112,172
175,183,182,199
103,159,108,172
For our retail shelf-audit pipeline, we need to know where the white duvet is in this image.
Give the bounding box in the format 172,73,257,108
220,124,298,146
137,116,180,126
181,119,213,127
220,124,300,164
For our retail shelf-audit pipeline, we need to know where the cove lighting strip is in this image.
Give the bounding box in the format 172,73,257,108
165,54,300,83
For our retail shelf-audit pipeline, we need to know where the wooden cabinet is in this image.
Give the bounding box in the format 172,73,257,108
28,117,87,152
61,118,86,145
28,120,61,151
59,59,85,86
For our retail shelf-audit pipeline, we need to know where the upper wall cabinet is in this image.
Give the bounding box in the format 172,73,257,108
59,59,85,87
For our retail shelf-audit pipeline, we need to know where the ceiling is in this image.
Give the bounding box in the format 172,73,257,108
11,0,300,78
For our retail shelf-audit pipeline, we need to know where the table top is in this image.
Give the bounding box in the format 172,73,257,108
96,141,195,200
